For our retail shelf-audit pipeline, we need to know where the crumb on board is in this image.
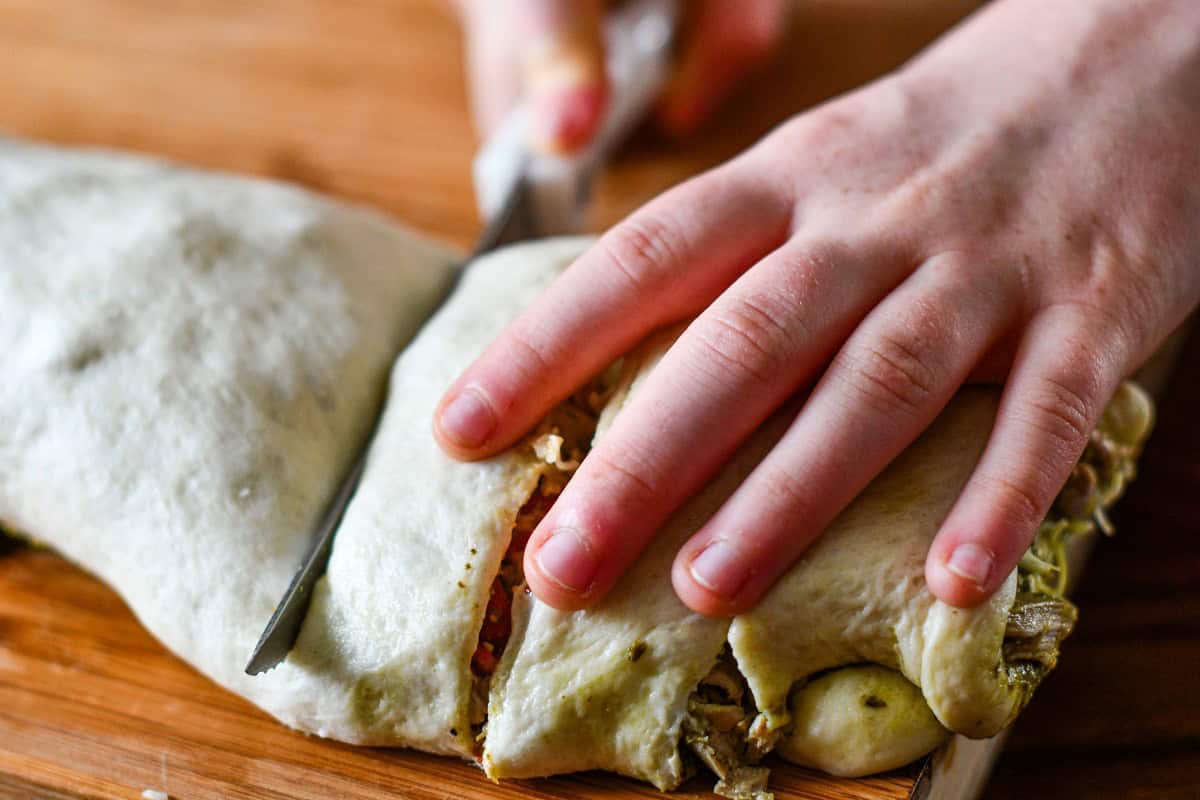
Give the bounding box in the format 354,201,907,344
142,789,170,800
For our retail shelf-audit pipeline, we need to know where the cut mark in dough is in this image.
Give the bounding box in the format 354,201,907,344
468,378,615,747
684,648,774,800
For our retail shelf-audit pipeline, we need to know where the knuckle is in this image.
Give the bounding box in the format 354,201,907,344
974,472,1049,533
1082,227,1167,350
598,215,684,296
835,327,941,417
500,320,555,388
1051,298,1125,353
773,241,840,286
692,300,796,388
1019,371,1100,459
1109,262,1163,350
578,446,660,510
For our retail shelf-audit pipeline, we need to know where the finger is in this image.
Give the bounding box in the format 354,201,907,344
925,303,1128,607
519,0,608,153
523,234,913,610
435,156,792,458
657,0,788,136
455,0,524,135
670,253,1020,615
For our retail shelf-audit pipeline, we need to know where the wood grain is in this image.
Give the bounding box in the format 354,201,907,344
0,548,921,800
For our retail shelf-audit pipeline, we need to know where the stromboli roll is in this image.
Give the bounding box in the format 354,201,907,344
0,140,1154,795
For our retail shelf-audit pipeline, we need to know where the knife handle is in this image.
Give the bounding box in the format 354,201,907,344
472,0,680,235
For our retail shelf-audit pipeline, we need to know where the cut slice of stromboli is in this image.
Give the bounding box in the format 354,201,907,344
467,383,612,741
729,382,1152,778
277,238,602,756
0,138,466,748
481,330,779,795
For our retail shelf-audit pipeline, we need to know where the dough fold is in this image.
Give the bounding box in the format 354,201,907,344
728,390,1012,738
483,331,739,790
278,237,593,754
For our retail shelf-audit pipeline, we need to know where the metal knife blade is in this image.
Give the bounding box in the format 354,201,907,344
244,173,543,676
245,0,677,676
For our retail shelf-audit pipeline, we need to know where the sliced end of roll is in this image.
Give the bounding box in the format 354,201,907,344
778,664,949,777
682,648,774,800
926,381,1153,736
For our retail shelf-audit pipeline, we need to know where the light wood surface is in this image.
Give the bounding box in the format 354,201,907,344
0,0,979,248
0,545,923,800
4,1,1193,799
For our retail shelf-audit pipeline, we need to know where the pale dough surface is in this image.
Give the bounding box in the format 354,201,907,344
729,389,1026,739
278,237,590,754
779,665,949,777
0,137,458,742
484,330,737,790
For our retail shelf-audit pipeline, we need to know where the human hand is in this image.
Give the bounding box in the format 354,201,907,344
436,0,1200,615
451,0,786,153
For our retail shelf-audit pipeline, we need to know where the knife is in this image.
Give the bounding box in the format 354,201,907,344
245,0,679,676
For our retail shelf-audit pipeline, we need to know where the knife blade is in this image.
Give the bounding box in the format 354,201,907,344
245,0,678,676
243,173,540,676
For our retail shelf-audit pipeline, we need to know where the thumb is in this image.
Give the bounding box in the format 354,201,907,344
519,0,609,154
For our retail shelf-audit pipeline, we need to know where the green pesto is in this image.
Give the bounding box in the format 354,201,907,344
520,644,670,754
1005,383,1152,697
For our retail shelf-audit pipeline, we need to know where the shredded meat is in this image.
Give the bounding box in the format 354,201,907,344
467,381,611,739
1007,385,1149,693
470,485,556,678
684,648,775,800
1003,593,1077,669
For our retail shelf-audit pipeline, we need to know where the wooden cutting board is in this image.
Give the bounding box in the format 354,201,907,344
0,1,1101,799
0,544,924,800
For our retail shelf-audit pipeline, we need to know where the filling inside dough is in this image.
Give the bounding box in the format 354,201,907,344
684,648,775,800
468,379,613,738
1004,381,1150,691
693,383,1153,787
772,383,1151,776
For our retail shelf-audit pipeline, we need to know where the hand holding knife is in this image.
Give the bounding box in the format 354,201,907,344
246,0,679,675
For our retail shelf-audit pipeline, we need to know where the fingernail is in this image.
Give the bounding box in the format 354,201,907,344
945,543,994,589
535,527,598,595
688,540,750,599
530,84,605,154
438,388,496,449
